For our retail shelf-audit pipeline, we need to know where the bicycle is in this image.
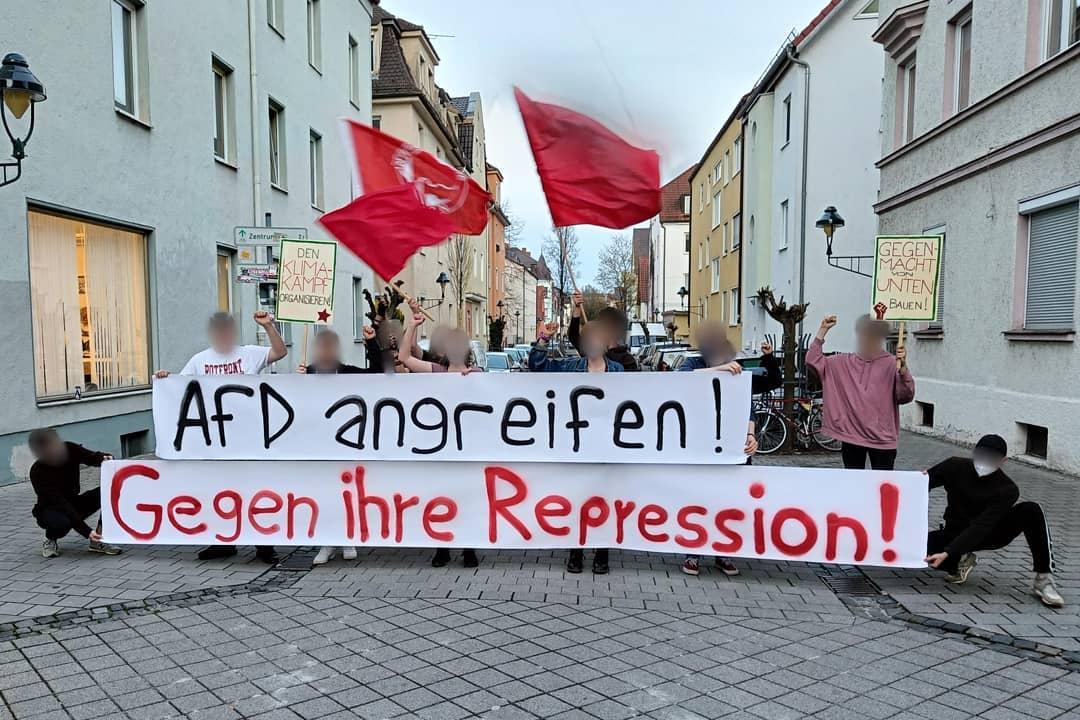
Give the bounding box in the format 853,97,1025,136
753,391,842,455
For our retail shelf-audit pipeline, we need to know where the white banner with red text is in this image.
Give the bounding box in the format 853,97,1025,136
100,460,928,567
151,372,753,465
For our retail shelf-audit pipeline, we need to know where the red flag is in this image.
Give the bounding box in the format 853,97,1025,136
343,119,491,235
514,87,661,229
318,185,455,281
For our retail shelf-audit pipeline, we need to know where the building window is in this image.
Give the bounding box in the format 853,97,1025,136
306,0,321,70
710,258,721,293
681,194,690,214
267,0,284,35
917,401,934,427
712,161,721,185
901,55,917,143
953,11,972,112
212,59,235,163
734,136,742,174
372,115,381,130
268,99,286,189
856,0,880,18
730,288,740,326
309,129,324,209
732,213,742,249
699,183,705,210
698,242,704,270
711,192,721,228
782,94,792,146
1046,0,1080,58
1024,201,1079,330
723,149,731,184
217,249,234,312
111,0,147,120
28,210,150,400
348,35,360,106
779,200,789,251
1021,422,1049,459
684,232,691,253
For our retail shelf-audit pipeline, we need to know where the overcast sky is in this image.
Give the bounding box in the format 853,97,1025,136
383,0,827,283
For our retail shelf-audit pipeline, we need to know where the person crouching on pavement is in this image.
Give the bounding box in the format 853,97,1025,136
530,320,623,575
677,323,762,578
806,313,915,470
29,428,122,558
924,434,1063,607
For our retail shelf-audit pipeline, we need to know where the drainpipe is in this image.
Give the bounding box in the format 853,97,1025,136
786,44,810,343
246,0,262,226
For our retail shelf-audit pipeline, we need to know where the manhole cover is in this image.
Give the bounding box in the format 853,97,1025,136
820,574,880,596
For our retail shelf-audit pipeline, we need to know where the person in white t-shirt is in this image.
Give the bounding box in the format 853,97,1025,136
154,311,287,563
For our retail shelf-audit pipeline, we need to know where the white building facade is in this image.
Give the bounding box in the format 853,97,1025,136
0,0,374,484
648,166,693,324
873,0,1080,471
740,0,884,354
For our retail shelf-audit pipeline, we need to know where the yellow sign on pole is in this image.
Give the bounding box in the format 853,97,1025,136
872,235,943,322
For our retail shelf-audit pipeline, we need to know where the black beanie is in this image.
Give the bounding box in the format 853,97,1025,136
975,434,1008,458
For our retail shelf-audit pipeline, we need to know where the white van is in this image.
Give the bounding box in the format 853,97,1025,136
626,321,668,355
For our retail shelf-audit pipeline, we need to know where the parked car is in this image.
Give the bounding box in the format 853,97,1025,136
469,340,488,370
503,347,527,369
652,347,690,371
640,341,689,370
667,350,701,372
485,352,517,373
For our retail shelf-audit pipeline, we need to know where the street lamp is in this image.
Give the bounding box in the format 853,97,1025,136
677,285,706,319
0,53,46,189
817,205,872,278
515,309,521,344
418,271,453,309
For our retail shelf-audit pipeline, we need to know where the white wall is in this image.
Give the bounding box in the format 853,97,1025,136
741,93,775,350
649,217,689,316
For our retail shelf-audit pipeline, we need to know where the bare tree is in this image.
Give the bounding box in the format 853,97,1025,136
595,233,637,312
542,226,580,324
444,233,471,328
756,286,809,451
502,200,525,247
578,284,608,319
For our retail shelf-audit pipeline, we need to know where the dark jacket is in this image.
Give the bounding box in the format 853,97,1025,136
678,352,782,395
528,342,624,372
30,443,106,538
928,456,1021,558
309,338,384,374
568,316,639,371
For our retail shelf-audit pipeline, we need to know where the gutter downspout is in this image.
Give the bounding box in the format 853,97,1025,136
247,0,262,226
786,44,810,345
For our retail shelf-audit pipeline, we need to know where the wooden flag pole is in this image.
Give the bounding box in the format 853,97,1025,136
559,229,586,323
896,320,906,371
397,289,437,322
301,324,310,367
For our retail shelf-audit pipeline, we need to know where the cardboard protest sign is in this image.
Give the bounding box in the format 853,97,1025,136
275,238,337,324
100,460,928,567
151,372,753,465
872,235,943,322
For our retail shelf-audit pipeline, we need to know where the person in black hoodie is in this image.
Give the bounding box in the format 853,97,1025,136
568,292,639,371
298,327,383,375
924,434,1063,607
28,428,122,559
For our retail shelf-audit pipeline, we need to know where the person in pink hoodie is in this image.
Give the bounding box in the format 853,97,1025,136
806,313,915,470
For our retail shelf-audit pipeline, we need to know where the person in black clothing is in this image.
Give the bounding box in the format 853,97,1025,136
298,327,383,375
568,292,639,371
28,428,122,559
924,434,1063,607
678,324,782,396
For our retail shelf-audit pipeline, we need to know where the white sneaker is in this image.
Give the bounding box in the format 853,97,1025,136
341,547,357,561
945,553,977,584
1033,573,1065,608
42,539,59,558
313,547,335,565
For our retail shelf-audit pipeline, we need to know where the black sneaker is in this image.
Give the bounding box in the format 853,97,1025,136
462,549,479,568
566,549,584,574
432,548,451,567
198,545,238,561
592,549,609,575
254,546,279,564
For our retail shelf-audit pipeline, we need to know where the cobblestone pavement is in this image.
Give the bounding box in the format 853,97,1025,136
1,431,1079,718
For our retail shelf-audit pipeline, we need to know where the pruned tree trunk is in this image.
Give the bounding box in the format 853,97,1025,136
756,287,809,452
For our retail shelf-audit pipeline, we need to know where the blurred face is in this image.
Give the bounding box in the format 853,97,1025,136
855,322,885,357
32,434,68,465
581,325,608,360
972,450,1005,477
444,330,471,366
209,322,238,354
429,326,450,357
313,334,341,369
698,326,734,365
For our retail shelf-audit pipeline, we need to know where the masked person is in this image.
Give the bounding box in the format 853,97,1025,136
155,311,286,564
568,292,639,371
924,435,1062,607
398,313,480,568
806,314,914,470
530,321,622,574
29,428,122,558
677,323,762,577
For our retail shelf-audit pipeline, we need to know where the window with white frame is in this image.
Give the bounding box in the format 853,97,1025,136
712,161,721,185
111,0,147,119
309,129,323,209
779,200,789,250
782,94,792,146
28,210,151,400
730,288,740,326
901,55,917,143
723,149,731,184
711,192,721,228
710,258,721,293
732,212,742,249
212,58,235,163
722,223,729,253
1024,200,1079,330
734,136,742,174
269,99,286,189
217,249,234,313
267,0,284,34
698,241,704,270
348,35,360,106
307,0,321,70
953,10,972,112
1046,0,1080,58
681,194,690,214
